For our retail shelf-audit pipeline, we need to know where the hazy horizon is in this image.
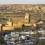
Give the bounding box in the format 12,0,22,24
0,0,45,4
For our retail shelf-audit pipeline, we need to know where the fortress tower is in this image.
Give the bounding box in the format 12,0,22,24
25,13,30,23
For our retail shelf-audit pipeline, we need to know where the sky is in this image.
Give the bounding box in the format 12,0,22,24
0,0,45,4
